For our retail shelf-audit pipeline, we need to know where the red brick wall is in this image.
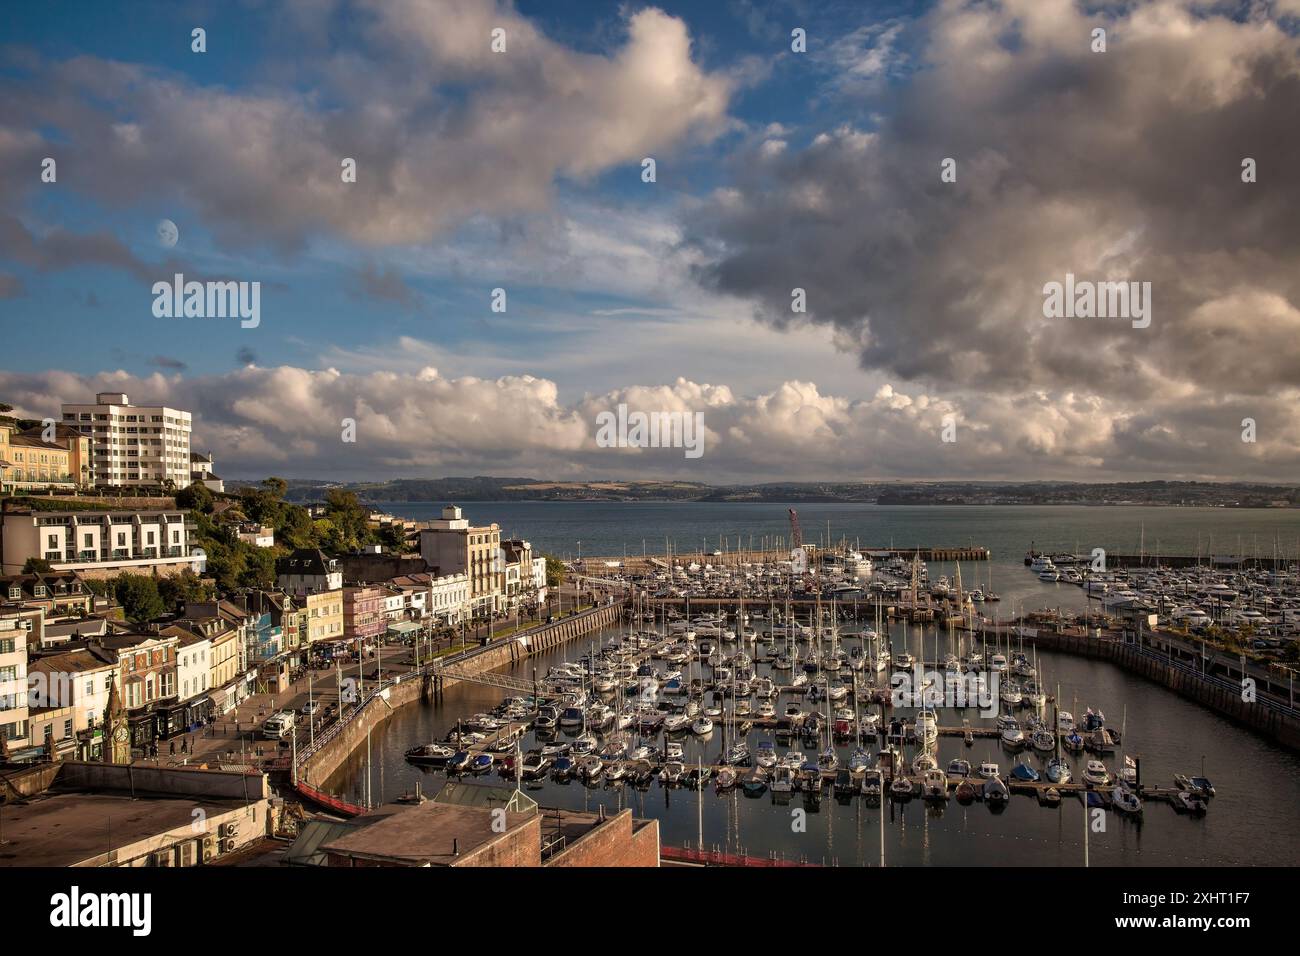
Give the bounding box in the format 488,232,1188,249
546,811,659,868
457,817,541,867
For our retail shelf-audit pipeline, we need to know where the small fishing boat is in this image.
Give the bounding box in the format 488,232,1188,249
469,753,494,775
715,767,737,791
1045,756,1072,784
755,741,778,768
741,770,768,796
604,761,629,784
1082,760,1111,787
724,741,751,765
1062,731,1086,753
889,776,915,800
861,769,884,799
1000,718,1025,751
521,750,551,780
1031,729,1056,753
659,760,686,785
922,769,949,801
1010,760,1040,783
446,750,473,773
983,775,1010,809
954,779,976,804
947,758,971,777
771,764,796,793
691,716,714,735
834,768,857,797
662,713,692,734
912,750,938,775
1189,776,1215,797
849,748,873,775
977,761,1000,779
404,742,455,767
1039,786,1062,808
685,766,712,790
1112,784,1143,817
552,755,576,780
1174,790,1208,815
818,747,839,773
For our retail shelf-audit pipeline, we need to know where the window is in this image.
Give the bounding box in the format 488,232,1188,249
85,678,93,696
62,719,72,738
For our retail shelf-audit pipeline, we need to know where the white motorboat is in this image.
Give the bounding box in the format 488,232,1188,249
1082,759,1111,786
691,716,714,735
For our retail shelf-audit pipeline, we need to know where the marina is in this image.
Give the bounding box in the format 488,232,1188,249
310,503,1300,866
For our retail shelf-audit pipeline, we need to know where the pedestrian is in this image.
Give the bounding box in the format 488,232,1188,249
169,740,175,755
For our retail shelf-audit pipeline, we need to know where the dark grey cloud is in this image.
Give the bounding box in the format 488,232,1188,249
147,355,188,371
348,262,418,308
685,0,1300,402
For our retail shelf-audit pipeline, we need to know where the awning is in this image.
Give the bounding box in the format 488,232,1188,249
386,621,419,636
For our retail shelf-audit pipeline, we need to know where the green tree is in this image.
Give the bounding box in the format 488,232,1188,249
262,476,288,499
177,480,215,513
544,554,566,588
238,547,277,589
22,557,53,574
159,570,214,609
324,489,370,551
113,574,166,623
377,523,407,553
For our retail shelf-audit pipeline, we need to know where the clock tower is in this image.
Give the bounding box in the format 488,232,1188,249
103,674,130,765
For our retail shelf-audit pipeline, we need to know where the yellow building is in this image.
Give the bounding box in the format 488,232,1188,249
0,423,90,493
301,589,344,645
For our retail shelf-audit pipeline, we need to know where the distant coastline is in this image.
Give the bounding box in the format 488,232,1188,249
221,476,1300,509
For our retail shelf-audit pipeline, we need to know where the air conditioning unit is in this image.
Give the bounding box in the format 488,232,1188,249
218,838,237,853
219,822,238,838
201,847,214,863
149,850,173,867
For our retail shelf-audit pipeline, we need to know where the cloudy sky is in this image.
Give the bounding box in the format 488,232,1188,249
2,0,1299,483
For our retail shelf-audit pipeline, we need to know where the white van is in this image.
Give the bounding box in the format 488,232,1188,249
262,711,296,739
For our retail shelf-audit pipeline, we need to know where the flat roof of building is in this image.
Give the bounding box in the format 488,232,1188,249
0,792,250,867
319,801,534,866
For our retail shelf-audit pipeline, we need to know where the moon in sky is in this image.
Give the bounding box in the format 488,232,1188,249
156,219,179,248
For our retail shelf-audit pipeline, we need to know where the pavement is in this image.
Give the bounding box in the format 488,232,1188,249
142,599,574,771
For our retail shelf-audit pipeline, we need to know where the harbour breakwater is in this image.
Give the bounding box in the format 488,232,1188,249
1015,628,1300,752
297,603,623,787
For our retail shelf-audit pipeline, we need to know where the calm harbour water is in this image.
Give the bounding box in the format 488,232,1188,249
326,503,1300,866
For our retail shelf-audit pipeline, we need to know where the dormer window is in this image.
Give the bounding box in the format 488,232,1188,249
33,586,46,598
7,587,19,600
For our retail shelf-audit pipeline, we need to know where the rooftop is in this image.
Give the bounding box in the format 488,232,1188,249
0,791,248,867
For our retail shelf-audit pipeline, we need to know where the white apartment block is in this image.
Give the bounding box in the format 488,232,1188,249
1,508,195,576
61,392,192,487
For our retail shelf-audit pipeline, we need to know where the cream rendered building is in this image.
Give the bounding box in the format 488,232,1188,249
61,392,192,487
